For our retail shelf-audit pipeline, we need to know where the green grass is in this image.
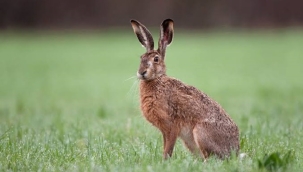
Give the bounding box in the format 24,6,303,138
0,30,303,171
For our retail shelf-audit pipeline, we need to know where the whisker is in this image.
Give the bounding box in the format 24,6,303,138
127,79,140,106
124,75,137,82
127,79,138,96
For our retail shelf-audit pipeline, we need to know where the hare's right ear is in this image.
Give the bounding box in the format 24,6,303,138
130,20,154,51
158,19,174,57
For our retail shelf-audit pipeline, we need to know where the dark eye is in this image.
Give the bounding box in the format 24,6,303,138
154,56,159,62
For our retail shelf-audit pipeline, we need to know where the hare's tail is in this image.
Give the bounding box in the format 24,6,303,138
239,153,248,160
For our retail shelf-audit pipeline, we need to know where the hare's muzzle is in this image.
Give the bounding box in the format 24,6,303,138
137,70,147,80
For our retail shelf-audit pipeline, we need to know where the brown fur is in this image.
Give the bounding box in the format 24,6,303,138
131,19,239,160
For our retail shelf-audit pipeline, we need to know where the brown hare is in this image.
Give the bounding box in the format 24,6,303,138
130,19,239,160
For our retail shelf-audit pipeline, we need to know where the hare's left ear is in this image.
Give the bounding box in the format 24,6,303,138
158,19,174,57
130,20,154,51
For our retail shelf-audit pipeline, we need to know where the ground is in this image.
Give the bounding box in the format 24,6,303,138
0,30,302,171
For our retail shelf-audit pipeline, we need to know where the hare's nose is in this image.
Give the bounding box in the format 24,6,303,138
140,71,147,76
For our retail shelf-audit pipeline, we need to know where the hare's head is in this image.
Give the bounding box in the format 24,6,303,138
131,19,174,81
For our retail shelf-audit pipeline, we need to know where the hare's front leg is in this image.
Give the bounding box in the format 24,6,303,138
161,128,178,159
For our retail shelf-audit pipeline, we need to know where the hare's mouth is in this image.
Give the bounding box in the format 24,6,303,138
138,75,149,80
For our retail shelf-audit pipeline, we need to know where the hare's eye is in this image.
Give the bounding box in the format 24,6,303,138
154,56,159,62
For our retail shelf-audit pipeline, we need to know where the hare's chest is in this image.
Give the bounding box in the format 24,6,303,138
140,94,171,127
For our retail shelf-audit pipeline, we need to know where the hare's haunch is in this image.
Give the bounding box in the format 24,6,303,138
130,19,239,160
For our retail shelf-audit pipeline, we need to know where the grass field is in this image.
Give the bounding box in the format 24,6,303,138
0,30,303,171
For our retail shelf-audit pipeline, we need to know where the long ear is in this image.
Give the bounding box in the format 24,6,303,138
158,19,174,57
130,20,154,51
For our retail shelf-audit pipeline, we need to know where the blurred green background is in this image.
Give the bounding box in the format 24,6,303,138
1,1,303,171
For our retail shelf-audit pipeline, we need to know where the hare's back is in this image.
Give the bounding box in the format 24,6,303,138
167,78,234,121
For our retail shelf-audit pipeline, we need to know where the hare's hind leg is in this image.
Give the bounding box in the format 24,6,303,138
192,125,218,160
179,127,200,156
181,137,200,156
